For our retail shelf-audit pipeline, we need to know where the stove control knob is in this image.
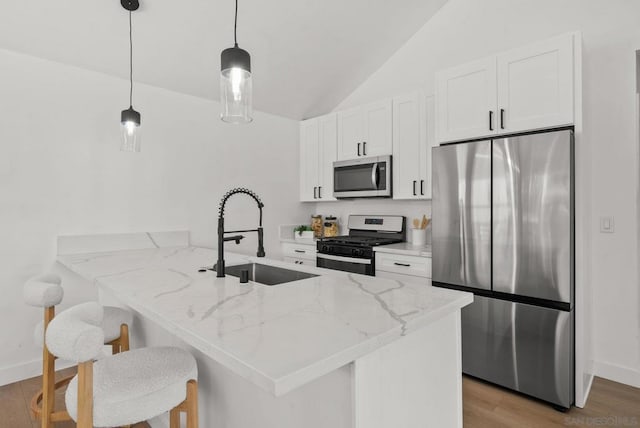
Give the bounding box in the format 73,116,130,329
321,245,329,252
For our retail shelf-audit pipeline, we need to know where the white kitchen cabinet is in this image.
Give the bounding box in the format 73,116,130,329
337,99,392,160
299,114,337,202
337,106,364,160
496,33,574,133
282,241,317,266
300,119,320,202
392,93,436,200
375,252,432,279
435,33,575,143
362,99,393,157
436,57,497,143
318,114,337,200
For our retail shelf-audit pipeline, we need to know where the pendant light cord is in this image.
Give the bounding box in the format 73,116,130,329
129,9,134,107
234,0,238,47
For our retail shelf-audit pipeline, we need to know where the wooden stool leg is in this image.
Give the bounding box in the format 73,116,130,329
120,324,130,352
186,380,199,428
41,307,55,428
169,408,180,428
77,360,93,428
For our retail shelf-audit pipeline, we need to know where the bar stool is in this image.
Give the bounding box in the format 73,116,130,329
23,273,133,428
46,302,199,428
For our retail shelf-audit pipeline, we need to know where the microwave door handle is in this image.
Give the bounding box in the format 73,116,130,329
371,162,379,189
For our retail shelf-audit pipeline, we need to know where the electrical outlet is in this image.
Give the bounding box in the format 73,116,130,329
600,217,615,233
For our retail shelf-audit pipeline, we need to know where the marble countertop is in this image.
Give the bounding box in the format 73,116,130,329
57,246,470,396
373,242,433,257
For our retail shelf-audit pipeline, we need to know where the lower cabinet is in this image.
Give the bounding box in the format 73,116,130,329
282,242,317,266
375,252,432,280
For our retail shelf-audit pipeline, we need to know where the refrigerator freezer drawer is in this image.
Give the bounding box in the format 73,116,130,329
462,295,574,408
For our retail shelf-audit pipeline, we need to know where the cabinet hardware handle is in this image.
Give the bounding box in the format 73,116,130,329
500,109,505,129
489,111,494,131
318,186,322,199
294,250,306,253
363,142,367,156
420,180,425,195
413,180,417,196
394,262,411,267
313,187,317,199
357,143,361,156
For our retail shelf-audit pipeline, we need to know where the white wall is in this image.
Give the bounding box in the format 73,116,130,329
0,48,311,384
333,0,640,391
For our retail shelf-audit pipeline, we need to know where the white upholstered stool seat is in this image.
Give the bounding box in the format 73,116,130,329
34,306,133,346
46,303,199,428
24,273,134,427
65,346,197,427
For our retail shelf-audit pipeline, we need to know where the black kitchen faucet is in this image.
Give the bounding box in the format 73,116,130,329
216,188,265,277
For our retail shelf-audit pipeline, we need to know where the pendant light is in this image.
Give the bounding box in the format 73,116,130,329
220,0,253,123
120,0,142,152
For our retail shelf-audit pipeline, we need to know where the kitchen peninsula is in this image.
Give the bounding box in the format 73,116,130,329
56,234,472,428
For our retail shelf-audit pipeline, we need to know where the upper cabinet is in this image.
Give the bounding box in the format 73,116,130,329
436,57,498,143
496,34,574,133
392,93,436,200
436,33,576,143
299,114,337,202
337,99,392,160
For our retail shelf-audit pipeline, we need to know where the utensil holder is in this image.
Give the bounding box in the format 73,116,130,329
410,228,427,246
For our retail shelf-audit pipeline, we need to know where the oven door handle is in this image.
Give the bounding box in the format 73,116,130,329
371,162,379,190
317,253,372,265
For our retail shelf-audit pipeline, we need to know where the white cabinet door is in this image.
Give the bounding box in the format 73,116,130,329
337,106,364,160
436,57,497,143
421,95,436,199
318,114,337,201
497,33,574,133
299,119,319,202
393,93,423,199
363,99,393,157
392,94,435,200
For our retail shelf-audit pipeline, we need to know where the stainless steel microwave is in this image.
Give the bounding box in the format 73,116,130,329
333,155,392,199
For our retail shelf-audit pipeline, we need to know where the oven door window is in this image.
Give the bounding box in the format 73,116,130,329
334,164,378,192
317,257,374,276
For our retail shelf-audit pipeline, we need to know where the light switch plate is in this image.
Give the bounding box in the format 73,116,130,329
600,217,615,233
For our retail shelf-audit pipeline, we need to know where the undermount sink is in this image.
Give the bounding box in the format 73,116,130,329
211,263,319,286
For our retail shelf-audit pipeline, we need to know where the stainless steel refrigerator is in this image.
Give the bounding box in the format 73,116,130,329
432,129,574,409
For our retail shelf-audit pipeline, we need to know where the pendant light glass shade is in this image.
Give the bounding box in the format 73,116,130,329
120,1,142,151
121,107,141,152
220,46,252,123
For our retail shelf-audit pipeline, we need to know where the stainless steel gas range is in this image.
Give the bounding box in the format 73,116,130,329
316,215,406,276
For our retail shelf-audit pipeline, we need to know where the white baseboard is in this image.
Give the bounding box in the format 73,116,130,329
594,361,640,389
0,358,75,387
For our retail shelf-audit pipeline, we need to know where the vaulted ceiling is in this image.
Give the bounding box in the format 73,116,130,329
0,0,447,119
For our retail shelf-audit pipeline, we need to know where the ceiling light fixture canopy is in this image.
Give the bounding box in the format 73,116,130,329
120,0,142,152
220,0,253,124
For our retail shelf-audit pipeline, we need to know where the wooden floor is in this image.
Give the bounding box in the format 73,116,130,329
2,368,639,427
0,367,150,428
464,375,640,427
